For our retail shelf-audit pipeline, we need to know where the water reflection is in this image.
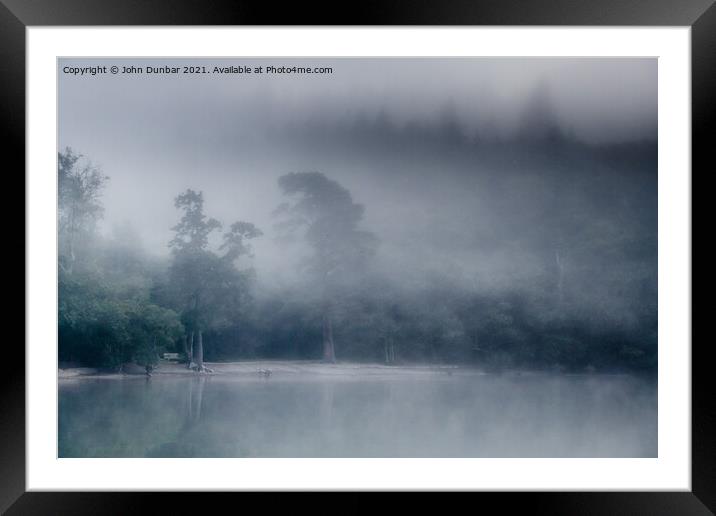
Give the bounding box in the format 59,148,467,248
186,376,206,423
59,373,657,458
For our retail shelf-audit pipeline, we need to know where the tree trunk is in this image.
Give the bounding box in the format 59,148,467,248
555,249,564,308
194,330,204,371
322,312,336,363
67,237,75,274
66,203,76,275
384,340,395,365
185,331,194,368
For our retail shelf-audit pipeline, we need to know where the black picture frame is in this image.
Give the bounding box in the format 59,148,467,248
5,1,710,513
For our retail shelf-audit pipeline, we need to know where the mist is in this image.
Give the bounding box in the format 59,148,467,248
59,57,656,308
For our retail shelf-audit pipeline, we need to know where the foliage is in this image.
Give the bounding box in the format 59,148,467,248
275,172,378,283
58,268,183,369
58,149,183,369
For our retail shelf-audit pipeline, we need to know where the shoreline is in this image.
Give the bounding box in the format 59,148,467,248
59,360,464,380
58,360,645,381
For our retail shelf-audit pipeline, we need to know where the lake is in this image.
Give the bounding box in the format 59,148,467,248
59,367,657,457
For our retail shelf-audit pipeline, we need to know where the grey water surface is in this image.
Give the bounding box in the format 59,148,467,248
59,371,656,458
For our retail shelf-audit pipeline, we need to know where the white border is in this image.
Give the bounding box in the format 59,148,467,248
27,27,691,491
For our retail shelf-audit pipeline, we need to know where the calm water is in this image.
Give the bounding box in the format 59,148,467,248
59,372,657,457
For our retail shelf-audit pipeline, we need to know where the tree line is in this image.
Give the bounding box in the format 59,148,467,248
58,145,656,374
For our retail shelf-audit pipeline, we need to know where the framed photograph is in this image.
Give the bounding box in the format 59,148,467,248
7,0,709,512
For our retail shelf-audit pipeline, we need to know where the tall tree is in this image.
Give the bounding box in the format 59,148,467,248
275,172,377,362
58,147,108,274
168,189,261,371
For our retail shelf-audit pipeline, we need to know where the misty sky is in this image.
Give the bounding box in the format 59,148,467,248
58,57,657,293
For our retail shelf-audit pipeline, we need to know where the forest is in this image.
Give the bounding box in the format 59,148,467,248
57,116,657,375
